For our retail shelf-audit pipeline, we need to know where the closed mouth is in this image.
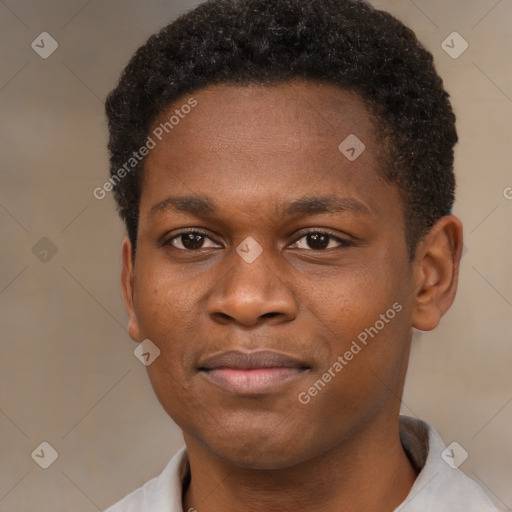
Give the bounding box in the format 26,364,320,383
198,350,310,394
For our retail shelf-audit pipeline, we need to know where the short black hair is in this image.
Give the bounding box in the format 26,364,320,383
105,0,457,259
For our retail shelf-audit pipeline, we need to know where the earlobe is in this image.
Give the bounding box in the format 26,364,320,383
411,215,463,332
121,237,142,342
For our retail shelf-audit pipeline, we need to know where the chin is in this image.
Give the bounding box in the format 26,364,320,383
199,425,318,470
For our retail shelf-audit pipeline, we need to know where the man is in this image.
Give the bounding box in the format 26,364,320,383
103,0,497,510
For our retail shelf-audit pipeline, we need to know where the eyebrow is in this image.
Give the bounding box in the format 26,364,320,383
149,195,216,218
281,195,371,217
148,194,371,219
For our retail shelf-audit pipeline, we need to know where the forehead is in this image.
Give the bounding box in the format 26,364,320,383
151,80,378,156
140,80,397,221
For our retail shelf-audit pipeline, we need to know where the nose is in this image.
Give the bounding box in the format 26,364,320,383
206,247,297,327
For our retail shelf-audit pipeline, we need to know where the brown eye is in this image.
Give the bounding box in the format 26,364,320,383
167,230,220,250
292,231,351,250
179,233,205,250
306,233,330,250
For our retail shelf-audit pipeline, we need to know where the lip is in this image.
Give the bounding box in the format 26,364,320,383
198,350,310,395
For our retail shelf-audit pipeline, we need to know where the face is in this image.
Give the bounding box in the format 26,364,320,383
123,81,421,469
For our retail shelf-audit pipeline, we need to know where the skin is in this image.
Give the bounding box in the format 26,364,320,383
120,80,463,512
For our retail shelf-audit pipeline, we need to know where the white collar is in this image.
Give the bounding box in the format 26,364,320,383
105,415,497,511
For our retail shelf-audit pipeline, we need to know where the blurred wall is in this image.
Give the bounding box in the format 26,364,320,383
0,0,510,510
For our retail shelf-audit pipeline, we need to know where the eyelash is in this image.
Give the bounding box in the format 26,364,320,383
164,228,353,251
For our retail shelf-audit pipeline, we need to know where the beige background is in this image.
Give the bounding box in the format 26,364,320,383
0,0,511,510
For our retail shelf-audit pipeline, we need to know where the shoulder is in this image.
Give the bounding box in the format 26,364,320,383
397,416,498,512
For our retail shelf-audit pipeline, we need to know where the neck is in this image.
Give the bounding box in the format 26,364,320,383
182,414,417,512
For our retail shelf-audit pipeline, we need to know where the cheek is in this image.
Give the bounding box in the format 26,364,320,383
134,263,197,336
305,259,410,388
133,273,197,394
137,291,199,426
307,261,398,335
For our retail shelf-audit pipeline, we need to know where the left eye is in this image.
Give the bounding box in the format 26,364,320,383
292,232,347,250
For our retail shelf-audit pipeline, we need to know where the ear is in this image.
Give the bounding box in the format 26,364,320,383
411,215,463,331
121,236,142,342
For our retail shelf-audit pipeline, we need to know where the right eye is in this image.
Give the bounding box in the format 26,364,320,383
165,229,222,251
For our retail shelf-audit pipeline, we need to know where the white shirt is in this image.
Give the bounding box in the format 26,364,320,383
104,415,497,511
